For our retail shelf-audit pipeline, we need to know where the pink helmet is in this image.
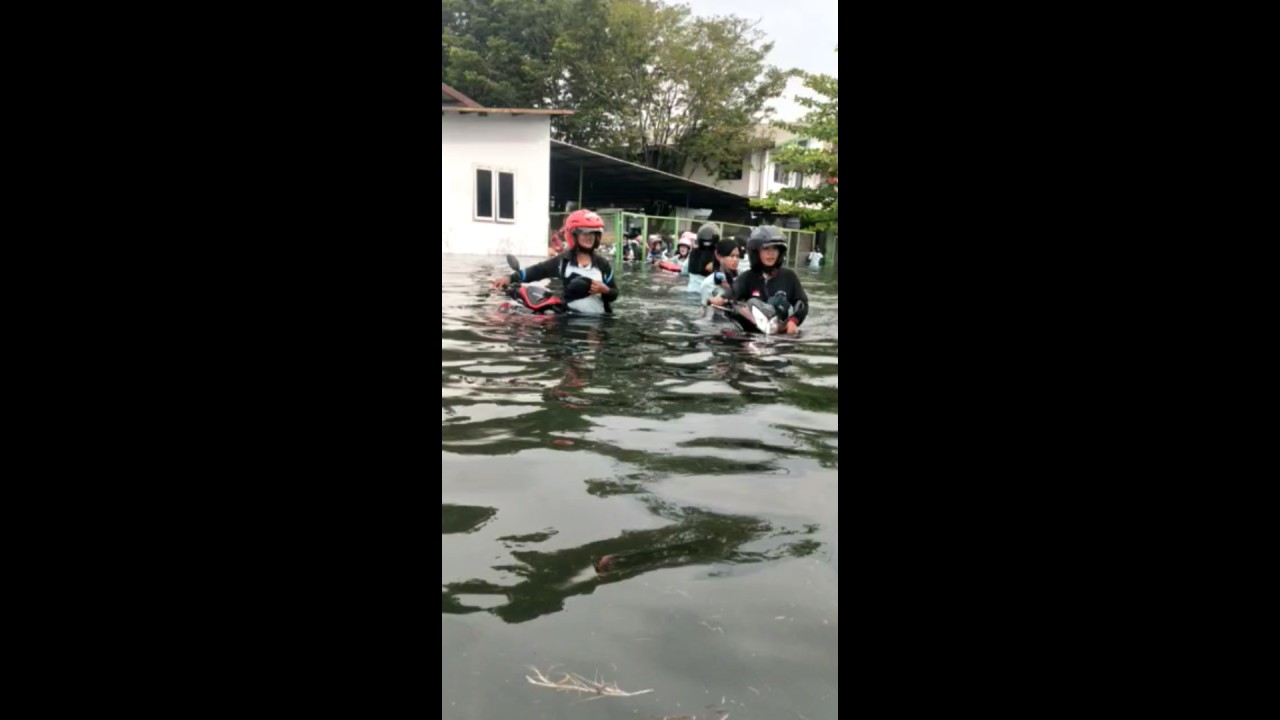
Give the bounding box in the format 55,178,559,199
678,232,696,249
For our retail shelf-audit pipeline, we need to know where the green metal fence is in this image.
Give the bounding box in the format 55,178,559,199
548,212,819,267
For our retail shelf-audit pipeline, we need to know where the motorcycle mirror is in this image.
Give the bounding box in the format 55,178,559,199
506,254,520,272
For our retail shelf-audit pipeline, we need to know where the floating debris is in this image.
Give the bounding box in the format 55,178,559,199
525,667,653,700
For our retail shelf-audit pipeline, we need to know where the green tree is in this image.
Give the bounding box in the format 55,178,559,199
441,0,563,108
585,5,788,175
441,0,787,176
752,56,838,233
549,0,667,149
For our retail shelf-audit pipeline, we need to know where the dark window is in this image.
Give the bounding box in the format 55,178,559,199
497,172,515,221
475,169,493,219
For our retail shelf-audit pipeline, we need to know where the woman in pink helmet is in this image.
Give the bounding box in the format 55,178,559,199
675,232,696,275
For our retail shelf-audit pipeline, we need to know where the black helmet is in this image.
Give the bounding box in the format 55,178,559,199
696,224,720,244
747,225,788,270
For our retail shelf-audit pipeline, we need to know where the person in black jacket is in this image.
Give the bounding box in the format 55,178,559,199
621,226,643,262
490,209,620,315
686,223,720,282
724,225,809,334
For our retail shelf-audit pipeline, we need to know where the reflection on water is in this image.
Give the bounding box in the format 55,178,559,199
442,504,497,535
442,255,838,719
444,502,821,624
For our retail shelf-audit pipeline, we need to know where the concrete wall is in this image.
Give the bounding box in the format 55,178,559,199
682,140,826,200
441,113,551,256
684,157,753,197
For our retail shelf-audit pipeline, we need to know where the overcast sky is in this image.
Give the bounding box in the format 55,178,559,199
686,0,838,121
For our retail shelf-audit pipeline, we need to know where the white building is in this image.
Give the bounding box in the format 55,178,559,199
683,126,827,201
441,83,573,256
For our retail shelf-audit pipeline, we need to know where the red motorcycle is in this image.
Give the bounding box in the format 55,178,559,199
497,254,591,315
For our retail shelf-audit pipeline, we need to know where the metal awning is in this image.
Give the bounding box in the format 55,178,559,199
550,140,750,213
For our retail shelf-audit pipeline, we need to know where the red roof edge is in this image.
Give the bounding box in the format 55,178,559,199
441,83,482,108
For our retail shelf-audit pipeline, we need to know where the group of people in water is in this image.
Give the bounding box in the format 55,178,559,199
623,225,739,276
491,209,811,334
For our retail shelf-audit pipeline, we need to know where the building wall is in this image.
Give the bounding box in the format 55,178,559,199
681,141,825,200
756,144,826,198
683,159,752,197
441,114,551,256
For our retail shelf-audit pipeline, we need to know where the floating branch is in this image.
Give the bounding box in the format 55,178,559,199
525,666,654,700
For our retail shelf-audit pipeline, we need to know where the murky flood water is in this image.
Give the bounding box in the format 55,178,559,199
442,254,839,719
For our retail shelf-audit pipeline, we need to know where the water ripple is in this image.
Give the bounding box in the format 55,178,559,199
441,254,839,720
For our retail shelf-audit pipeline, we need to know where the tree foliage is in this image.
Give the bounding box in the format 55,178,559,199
440,0,562,109
442,0,787,177
751,55,838,233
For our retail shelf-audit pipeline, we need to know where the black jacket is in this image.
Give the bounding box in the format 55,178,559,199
510,251,620,311
729,266,809,326
687,237,717,278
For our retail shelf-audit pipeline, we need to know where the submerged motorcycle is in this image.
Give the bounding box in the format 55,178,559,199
716,292,806,336
497,254,602,316
498,254,569,314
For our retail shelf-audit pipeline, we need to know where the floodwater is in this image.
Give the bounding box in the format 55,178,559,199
442,254,839,719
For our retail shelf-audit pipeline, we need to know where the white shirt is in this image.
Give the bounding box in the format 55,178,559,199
563,262,606,314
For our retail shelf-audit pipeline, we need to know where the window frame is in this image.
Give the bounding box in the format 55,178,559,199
474,166,517,223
